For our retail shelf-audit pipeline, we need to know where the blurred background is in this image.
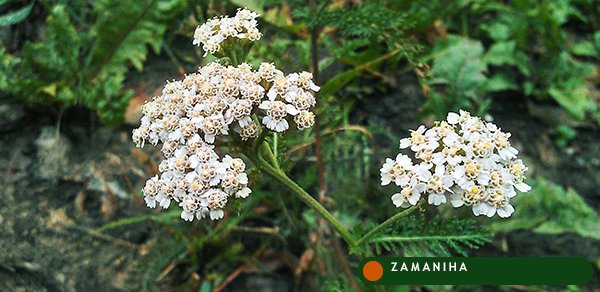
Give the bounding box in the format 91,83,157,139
0,0,599,291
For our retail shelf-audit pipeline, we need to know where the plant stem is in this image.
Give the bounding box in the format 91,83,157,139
230,50,238,66
355,200,425,247
247,141,427,252
261,141,280,169
252,127,269,153
309,0,327,202
273,133,278,159
250,153,358,246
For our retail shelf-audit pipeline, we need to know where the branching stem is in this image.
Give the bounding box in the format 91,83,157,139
261,141,280,169
247,145,358,246
245,140,428,251
355,200,425,247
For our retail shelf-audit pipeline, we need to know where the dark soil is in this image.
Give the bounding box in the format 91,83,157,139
0,101,154,290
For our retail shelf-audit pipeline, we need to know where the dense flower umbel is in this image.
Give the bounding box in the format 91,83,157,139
132,62,318,222
380,110,531,218
134,9,319,222
132,62,319,145
193,8,262,56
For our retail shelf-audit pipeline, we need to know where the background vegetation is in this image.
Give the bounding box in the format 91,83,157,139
0,0,599,291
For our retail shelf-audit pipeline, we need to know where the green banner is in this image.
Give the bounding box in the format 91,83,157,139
358,257,593,285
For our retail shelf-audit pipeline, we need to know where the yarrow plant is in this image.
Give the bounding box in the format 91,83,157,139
193,8,261,58
132,8,531,257
381,110,531,218
133,9,319,222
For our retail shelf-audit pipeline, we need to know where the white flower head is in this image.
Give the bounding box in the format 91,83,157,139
193,8,261,56
134,16,321,222
382,110,530,217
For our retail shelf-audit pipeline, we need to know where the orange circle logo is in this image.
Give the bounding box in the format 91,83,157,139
363,260,384,282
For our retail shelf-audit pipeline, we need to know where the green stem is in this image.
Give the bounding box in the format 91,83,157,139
273,133,278,159
253,127,269,153
355,200,424,247
371,234,490,243
230,50,239,66
250,153,358,246
267,137,280,169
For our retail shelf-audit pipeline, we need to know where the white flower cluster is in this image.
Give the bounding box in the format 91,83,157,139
193,8,261,56
132,61,319,221
380,110,531,218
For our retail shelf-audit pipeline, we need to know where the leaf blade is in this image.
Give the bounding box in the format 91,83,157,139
0,3,33,27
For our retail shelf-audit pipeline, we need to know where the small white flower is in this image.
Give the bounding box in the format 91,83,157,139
514,182,531,192
380,158,396,186
258,62,282,82
259,100,299,132
210,209,224,220
157,193,171,209
406,125,439,152
236,187,252,198
181,210,195,221
391,177,426,208
380,154,414,186
238,121,259,140
419,165,453,206
180,195,200,221
472,203,494,217
294,110,315,130
447,112,459,124
496,204,515,218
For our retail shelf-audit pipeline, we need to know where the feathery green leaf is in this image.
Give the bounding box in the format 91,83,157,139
355,214,492,257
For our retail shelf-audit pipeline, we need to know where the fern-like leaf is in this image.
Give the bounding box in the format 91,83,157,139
359,215,492,257
87,0,187,77
1,1,187,125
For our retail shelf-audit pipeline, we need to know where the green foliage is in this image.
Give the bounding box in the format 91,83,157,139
354,214,492,257
419,0,599,121
322,275,362,292
552,124,577,147
320,49,401,100
488,178,600,240
289,0,421,97
546,52,596,120
462,0,598,121
293,0,409,41
97,209,180,232
0,0,186,125
89,0,184,74
1,5,83,112
85,0,187,124
421,36,491,118
0,1,33,27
